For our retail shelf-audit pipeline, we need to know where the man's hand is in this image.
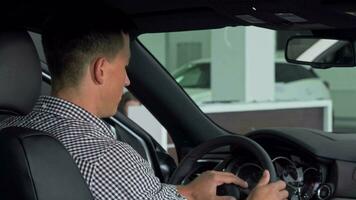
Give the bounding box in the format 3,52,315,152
177,170,248,200
177,169,288,200
247,170,289,200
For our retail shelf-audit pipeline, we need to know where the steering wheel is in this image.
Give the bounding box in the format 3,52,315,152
169,135,278,199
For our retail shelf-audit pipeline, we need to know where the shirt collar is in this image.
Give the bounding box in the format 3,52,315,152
33,95,116,139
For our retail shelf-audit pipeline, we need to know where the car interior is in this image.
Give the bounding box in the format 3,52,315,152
1,1,356,200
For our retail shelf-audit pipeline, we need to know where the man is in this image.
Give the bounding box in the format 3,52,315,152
0,11,288,200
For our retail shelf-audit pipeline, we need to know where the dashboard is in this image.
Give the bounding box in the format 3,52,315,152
226,153,329,200
189,128,356,200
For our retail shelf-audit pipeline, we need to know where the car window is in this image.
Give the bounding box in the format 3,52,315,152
139,27,356,134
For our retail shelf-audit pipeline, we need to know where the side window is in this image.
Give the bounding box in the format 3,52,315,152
118,91,178,162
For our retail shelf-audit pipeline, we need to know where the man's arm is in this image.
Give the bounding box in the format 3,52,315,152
90,141,184,200
89,141,288,200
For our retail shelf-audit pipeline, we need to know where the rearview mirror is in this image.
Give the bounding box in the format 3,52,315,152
285,37,356,68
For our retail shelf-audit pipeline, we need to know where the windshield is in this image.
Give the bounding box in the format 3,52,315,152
139,27,356,134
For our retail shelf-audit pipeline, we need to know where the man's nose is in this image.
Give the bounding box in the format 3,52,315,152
125,75,131,86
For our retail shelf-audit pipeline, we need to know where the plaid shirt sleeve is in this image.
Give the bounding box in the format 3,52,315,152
90,141,186,200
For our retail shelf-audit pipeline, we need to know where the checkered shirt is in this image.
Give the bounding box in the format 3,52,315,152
0,95,185,200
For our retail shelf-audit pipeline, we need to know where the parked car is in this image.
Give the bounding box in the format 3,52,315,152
173,59,330,103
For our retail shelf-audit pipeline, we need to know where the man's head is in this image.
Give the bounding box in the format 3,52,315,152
42,11,134,117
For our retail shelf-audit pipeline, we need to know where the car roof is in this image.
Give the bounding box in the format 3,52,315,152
6,0,356,35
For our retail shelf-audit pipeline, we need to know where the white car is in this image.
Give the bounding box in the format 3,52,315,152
173,59,331,103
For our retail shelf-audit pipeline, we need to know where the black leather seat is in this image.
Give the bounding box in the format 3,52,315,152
0,30,94,200
0,31,41,119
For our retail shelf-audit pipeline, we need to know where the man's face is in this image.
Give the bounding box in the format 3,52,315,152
102,33,131,117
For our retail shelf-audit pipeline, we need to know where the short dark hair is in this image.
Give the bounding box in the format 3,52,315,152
42,10,135,93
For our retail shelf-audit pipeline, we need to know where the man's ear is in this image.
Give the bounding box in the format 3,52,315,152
92,57,107,85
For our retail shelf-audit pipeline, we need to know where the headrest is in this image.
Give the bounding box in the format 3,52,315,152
0,30,41,115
